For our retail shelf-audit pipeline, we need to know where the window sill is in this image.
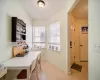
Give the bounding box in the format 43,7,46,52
31,48,46,51
48,49,60,53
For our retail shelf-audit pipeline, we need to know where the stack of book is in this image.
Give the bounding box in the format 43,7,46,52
0,64,7,78
0,64,5,72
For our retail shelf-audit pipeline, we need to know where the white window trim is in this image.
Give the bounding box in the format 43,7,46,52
48,21,60,51
32,26,46,49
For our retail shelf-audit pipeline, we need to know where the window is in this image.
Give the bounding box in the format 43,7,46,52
33,27,46,49
48,21,60,51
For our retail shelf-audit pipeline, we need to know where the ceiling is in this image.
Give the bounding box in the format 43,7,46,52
72,0,88,19
19,0,68,20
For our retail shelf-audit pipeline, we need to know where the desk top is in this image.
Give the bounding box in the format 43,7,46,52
2,51,41,69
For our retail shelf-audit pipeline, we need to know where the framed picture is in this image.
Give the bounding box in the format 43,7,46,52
81,26,88,34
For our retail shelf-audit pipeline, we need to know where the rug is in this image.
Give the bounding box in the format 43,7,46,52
71,63,82,72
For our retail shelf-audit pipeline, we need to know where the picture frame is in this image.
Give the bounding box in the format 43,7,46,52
81,26,88,34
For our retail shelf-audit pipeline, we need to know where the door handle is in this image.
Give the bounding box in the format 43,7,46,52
70,47,72,48
80,45,83,46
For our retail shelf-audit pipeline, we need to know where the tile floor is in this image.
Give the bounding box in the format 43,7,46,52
31,61,88,80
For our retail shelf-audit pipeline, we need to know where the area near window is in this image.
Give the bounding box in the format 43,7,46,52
32,26,46,49
48,21,60,51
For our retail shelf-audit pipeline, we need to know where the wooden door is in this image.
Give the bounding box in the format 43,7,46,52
80,27,88,61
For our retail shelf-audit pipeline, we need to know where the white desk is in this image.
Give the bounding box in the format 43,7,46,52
2,51,41,80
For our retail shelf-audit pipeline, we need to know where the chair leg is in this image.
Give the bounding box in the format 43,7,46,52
36,59,39,80
40,55,42,71
38,55,42,72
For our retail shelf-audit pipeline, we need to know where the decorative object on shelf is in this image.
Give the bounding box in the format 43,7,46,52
81,26,88,34
37,0,45,8
48,43,60,51
11,17,26,42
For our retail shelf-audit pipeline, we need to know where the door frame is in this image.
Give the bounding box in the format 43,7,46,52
68,0,80,74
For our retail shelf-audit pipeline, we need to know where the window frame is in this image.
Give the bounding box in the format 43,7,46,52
48,21,60,51
32,26,46,49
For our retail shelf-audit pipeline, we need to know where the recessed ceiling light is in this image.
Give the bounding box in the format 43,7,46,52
37,0,45,8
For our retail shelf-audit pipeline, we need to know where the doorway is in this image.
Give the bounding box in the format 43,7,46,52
68,0,88,74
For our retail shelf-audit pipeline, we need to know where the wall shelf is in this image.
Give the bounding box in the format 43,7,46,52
11,17,26,42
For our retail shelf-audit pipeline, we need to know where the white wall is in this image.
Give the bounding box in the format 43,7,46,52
33,20,48,26
89,0,100,80
46,9,69,72
46,0,76,72
0,0,32,63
